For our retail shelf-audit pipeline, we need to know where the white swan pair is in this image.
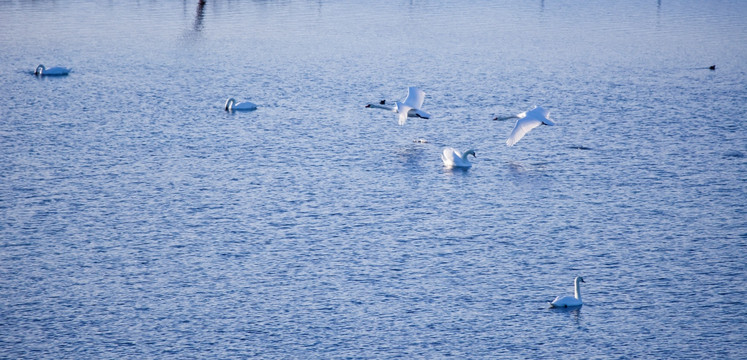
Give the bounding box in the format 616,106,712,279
550,276,584,308
365,86,431,125
224,98,257,111
441,148,476,169
497,106,555,147
34,64,70,76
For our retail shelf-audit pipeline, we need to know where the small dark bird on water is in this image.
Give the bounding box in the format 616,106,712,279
709,65,716,70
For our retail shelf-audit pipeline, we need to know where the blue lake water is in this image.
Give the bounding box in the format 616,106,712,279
1,0,746,358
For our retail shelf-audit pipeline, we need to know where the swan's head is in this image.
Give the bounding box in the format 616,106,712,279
575,276,585,284
465,150,476,158
365,100,386,108
35,64,45,75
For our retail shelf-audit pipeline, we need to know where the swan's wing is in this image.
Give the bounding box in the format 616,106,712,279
525,106,554,125
411,109,431,119
44,66,70,75
550,295,581,307
236,102,257,110
441,147,456,166
402,87,426,109
506,116,543,146
395,102,412,125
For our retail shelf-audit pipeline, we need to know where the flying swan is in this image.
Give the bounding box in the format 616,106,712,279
34,64,70,76
549,276,584,308
501,106,555,146
365,87,431,125
441,147,476,169
224,98,257,111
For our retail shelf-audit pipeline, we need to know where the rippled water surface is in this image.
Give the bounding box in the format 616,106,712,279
1,0,746,358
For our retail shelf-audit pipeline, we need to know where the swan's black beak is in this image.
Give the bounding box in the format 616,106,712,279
492,117,497,120
365,104,371,108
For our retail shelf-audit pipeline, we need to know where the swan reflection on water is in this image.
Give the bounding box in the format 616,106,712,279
550,303,583,326
193,0,206,33
180,0,206,41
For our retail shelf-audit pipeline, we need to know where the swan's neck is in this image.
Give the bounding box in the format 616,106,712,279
35,65,45,75
369,103,394,110
224,98,236,111
574,280,582,301
461,150,475,161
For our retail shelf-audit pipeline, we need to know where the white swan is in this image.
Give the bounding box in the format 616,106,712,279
365,87,431,125
550,276,584,308
34,64,70,76
441,147,476,169
224,98,257,111
504,106,555,146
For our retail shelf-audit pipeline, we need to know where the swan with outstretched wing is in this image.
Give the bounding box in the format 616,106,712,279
505,106,555,146
366,86,431,125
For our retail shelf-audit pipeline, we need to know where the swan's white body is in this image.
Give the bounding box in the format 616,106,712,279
441,148,476,169
505,106,555,146
365,87,431,125
34,64,70,76
550,276,584,308
224,98,257,111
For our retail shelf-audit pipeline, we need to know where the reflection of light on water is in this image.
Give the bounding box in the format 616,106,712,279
1,1,744,358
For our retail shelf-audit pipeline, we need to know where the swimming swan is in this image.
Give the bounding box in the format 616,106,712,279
441,148,476,169
503,106,555,146
224,98,257,111
365,87,431,125
550,276,584,308
34,64,70,76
